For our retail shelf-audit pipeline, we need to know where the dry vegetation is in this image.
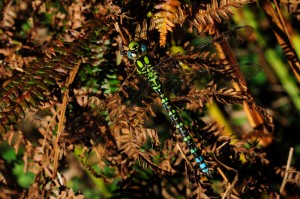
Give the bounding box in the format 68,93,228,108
0,0,299,198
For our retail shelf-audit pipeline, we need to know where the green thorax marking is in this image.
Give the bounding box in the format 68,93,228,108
136,56,152,74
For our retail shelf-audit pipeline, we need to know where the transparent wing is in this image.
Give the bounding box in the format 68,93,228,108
119,74,156,107
120,26,259,114
157,63,262,98
153,26,254,74
238,63,262,80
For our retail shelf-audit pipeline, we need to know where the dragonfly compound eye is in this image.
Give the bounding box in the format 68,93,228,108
140,43,147,53
129,41,139,51
127,51,137,59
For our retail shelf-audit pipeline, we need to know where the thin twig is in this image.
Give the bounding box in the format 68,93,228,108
277,147,294,198
52,61,81,179
216,167,240,197
222,174,239,199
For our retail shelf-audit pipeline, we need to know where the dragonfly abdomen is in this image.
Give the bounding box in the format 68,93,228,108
163,96,210,176
137,54,211,177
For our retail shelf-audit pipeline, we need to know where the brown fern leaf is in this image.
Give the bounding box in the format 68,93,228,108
211,87,246,105
191,0,254,34
112,121,171,174
80,138,122,183
0,1,16,29
0,20,110,138
135,19,148,41
281,0,300,21
73,88,103,107
107,87,177,174
114,123,150,159
189,182,214,199
107,74,157,127
150,0,186,47
247,101,275,133
195,122,221,142
173,81,245,109
0,73,58,136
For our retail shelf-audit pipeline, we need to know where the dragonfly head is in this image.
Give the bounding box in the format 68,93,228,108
127,41,147,59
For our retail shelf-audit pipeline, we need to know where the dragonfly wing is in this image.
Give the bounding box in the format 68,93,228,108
154,26,255,74
120,75,157,108
158,63,262,98
189,26,254,54
214,26,254,47
238,63,262,80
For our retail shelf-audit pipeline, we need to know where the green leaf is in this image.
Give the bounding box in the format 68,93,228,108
1,147,17,163
13,163,35,189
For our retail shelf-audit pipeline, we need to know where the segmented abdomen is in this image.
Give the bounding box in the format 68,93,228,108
135,55,211,177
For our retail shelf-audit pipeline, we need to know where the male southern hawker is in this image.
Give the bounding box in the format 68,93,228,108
120,26,261,178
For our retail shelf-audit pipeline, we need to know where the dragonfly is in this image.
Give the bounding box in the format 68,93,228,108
119,26,261,178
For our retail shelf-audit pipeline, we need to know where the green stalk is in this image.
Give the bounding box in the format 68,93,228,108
266,49,300,111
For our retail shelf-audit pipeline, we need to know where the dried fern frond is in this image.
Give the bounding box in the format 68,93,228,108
281,0,300,21
190,0,255,34
135,19,148,41
0,1,16,29
107,92,159,151
0,20,110,138
150,0,186,47
259,0,300,82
